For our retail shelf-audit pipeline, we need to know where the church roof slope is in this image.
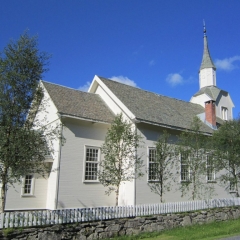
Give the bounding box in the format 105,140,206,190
99,77,213,134
193,86,228,100
42,81,115,123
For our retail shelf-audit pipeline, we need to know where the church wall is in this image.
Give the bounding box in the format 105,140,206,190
135,123,184,204
5,174,48,210
56,119,116,208
216,94,233,120
135,123,234,204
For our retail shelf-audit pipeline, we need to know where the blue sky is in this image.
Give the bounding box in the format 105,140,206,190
1,0,240,117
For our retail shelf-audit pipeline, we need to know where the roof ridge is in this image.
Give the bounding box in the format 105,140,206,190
41,80,96,95
98,76,200,106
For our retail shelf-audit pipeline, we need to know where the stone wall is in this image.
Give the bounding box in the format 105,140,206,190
1,207,240,240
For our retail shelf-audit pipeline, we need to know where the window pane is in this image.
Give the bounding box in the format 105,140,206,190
206,155,215,181
181,154,189,181
148,149,157,180
85,147,99,180
24,175,33,194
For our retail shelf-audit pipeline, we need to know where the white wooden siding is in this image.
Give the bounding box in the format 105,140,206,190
5,174,48,210
135,123,234,204
57,119,116,208
216,94,234,120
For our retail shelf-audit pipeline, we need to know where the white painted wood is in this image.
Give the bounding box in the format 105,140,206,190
199,68,216,89
57,119,115,209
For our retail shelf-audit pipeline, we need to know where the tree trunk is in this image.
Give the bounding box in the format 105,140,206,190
0,169,7,213
115,187,119,206
160,183,163,203
235,178,239,197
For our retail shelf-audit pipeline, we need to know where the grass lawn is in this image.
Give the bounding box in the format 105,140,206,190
112,218,240,240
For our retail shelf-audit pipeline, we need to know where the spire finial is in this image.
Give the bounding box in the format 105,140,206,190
200,21,216,71
203,19,206,36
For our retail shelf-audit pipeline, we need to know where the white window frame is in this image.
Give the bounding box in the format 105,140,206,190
83,146,100,182
206,154,216,182
180,153,191,182
148,147,159,182
229,181,237,193
21,175,35,196
221,107,228,120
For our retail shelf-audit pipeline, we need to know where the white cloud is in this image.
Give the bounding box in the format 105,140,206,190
78,81,91,92
166,73,183,87
110,76,137,87
215,56,240,71
149,60,155,66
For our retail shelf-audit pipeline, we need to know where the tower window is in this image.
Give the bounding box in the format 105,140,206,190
222,107,228,120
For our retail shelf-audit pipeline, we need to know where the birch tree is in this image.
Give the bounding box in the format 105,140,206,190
147,131,175,202
212,118,240,196
177,116,213,200
98,114,144,206
0,32,61,212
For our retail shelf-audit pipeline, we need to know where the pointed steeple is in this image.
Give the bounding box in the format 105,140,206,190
200,23,216,71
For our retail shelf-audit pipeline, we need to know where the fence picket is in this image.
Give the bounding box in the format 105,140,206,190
5,212,9,228
33,212,37,226
14,212,18,228
9,212,13,228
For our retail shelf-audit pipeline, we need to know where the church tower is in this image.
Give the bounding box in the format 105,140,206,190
190,24,234,125
199,25,216,88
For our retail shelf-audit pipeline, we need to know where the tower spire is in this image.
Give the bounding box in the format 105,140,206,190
200,22,216,71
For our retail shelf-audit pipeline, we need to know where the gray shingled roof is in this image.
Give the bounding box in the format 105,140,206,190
99,77,214,134
42,81,115,123
193,86,228,100
200,35,216,70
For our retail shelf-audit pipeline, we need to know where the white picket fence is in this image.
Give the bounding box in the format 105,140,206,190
1,198,240,229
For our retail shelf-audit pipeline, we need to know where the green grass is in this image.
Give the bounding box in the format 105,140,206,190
2,228,14,237
111,218,240,240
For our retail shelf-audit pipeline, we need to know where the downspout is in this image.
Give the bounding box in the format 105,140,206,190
55,114,63,210
133,118,141,207
134,123,137,207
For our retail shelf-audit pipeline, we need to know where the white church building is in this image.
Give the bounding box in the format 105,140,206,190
5,27,235,211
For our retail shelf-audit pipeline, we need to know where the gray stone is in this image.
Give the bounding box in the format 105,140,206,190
27,235,38,240
143,223,154,232
118,229,126,236
74,234,87,240
38,231,61,240
87,232,98,240
232,210,240,219
95,228,104,233
50,225,63,231
80,227,94,237
126,228,141,236
98,232,107,239
106,224,121,232
156,224,165,231
182,216,192,226
124,220,138,228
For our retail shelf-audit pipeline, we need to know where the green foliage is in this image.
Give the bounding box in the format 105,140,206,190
147,131,175,202
212,118,240,196
2,228,14,237
98,113,144,206
0,32,61,212
177,116,213,200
